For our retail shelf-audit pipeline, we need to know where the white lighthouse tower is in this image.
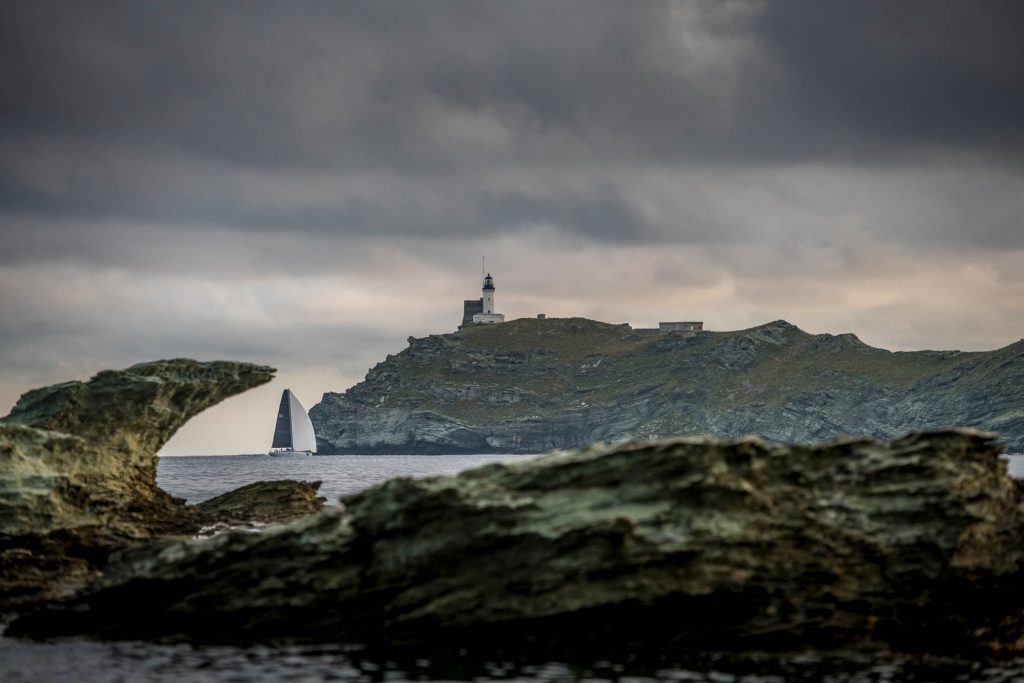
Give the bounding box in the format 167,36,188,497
471,273,505,324
482,273,495,314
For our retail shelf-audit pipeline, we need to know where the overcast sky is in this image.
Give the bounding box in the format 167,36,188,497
2,1,1022,454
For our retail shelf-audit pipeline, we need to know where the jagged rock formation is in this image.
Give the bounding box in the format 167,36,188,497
10,429,1024,656
1,360,276,534
310,317,1024,454
195,480,326,526
0,360,290,610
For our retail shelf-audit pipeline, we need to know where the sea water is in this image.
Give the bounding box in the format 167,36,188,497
1004,454,1024,479
156,452,540,505
2,639,1024,682
2,453,1023,682
156,453,1024,505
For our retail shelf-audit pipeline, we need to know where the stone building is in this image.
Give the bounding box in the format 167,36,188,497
460,299,483,326
659,321,703,333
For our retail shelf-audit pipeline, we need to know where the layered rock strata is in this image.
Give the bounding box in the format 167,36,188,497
310,317,1024,454
0,360,323,611
12,429,1024,656
195,480,326,526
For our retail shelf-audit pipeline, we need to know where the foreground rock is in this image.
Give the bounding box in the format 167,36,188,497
196,480,326,527
311,317,1024,454
11,429,1024,655
0,360,324,611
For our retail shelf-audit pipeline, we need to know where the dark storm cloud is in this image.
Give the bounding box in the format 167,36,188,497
748,1,1024,158
0,0,1021,252
4,0,1021,166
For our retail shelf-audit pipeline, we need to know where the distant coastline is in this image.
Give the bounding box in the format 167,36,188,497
309,316,1024,455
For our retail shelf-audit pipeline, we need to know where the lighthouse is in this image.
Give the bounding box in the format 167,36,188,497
470,272,505,324
482,273,495,314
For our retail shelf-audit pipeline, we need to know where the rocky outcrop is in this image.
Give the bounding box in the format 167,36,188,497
196,480,326,526
12,429,1024,656
0,360,280,610
310,317,1024,454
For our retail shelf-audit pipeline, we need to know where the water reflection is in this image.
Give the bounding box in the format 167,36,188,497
2,638,1023,682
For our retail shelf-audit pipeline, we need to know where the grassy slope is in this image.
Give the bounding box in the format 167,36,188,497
368,317,999,426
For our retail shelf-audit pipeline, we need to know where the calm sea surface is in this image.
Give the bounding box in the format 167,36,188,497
156,453,1024,506
156,452,539,505
3,452,1023,682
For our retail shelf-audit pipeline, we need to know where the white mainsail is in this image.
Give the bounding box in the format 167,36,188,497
286,390,317,453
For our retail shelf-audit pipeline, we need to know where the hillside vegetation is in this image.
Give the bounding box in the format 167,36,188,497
310,318,1024,453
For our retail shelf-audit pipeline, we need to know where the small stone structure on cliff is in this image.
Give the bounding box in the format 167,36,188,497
660,321,704,334
461,273,505,326
633,320,705,335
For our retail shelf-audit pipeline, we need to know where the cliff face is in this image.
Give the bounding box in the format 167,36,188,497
12,429,1024,655
310,318,1024,454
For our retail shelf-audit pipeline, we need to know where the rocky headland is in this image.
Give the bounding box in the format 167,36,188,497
0,360,324,612
9,428,1024,656
310,317,1024,454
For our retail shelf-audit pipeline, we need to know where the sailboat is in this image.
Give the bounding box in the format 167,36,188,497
269,389,317,456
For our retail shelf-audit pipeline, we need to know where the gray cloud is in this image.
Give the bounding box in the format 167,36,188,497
3,161,1019,279
1,1,1022,452
2,1,1022,248
4,1,1021,168
748,1,1024,158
